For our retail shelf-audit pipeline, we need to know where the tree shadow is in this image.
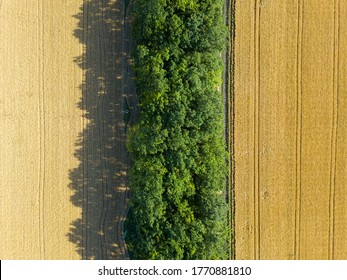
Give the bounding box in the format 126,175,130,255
67,0,137,260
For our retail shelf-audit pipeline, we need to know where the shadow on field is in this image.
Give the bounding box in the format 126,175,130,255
67,0,137,260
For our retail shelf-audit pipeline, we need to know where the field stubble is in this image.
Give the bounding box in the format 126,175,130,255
0,0,136,259
234,0,347,260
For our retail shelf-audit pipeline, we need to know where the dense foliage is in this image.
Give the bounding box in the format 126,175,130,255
125,0,229,259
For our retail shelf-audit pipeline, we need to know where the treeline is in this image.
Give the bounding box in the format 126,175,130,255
125,0,229,259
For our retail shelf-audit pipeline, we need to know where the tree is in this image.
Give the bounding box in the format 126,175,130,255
125,0,229,259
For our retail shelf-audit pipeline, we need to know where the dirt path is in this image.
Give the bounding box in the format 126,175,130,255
234,0,347,260
0,0,133,259
334,0,347,260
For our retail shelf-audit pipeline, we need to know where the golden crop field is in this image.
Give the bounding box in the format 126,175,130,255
0,0,134,259
233,0,347,259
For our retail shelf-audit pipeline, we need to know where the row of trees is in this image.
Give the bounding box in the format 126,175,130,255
125,0,229,259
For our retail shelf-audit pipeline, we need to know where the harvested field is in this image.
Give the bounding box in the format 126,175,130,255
233,0,347,259
0,0,135,259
